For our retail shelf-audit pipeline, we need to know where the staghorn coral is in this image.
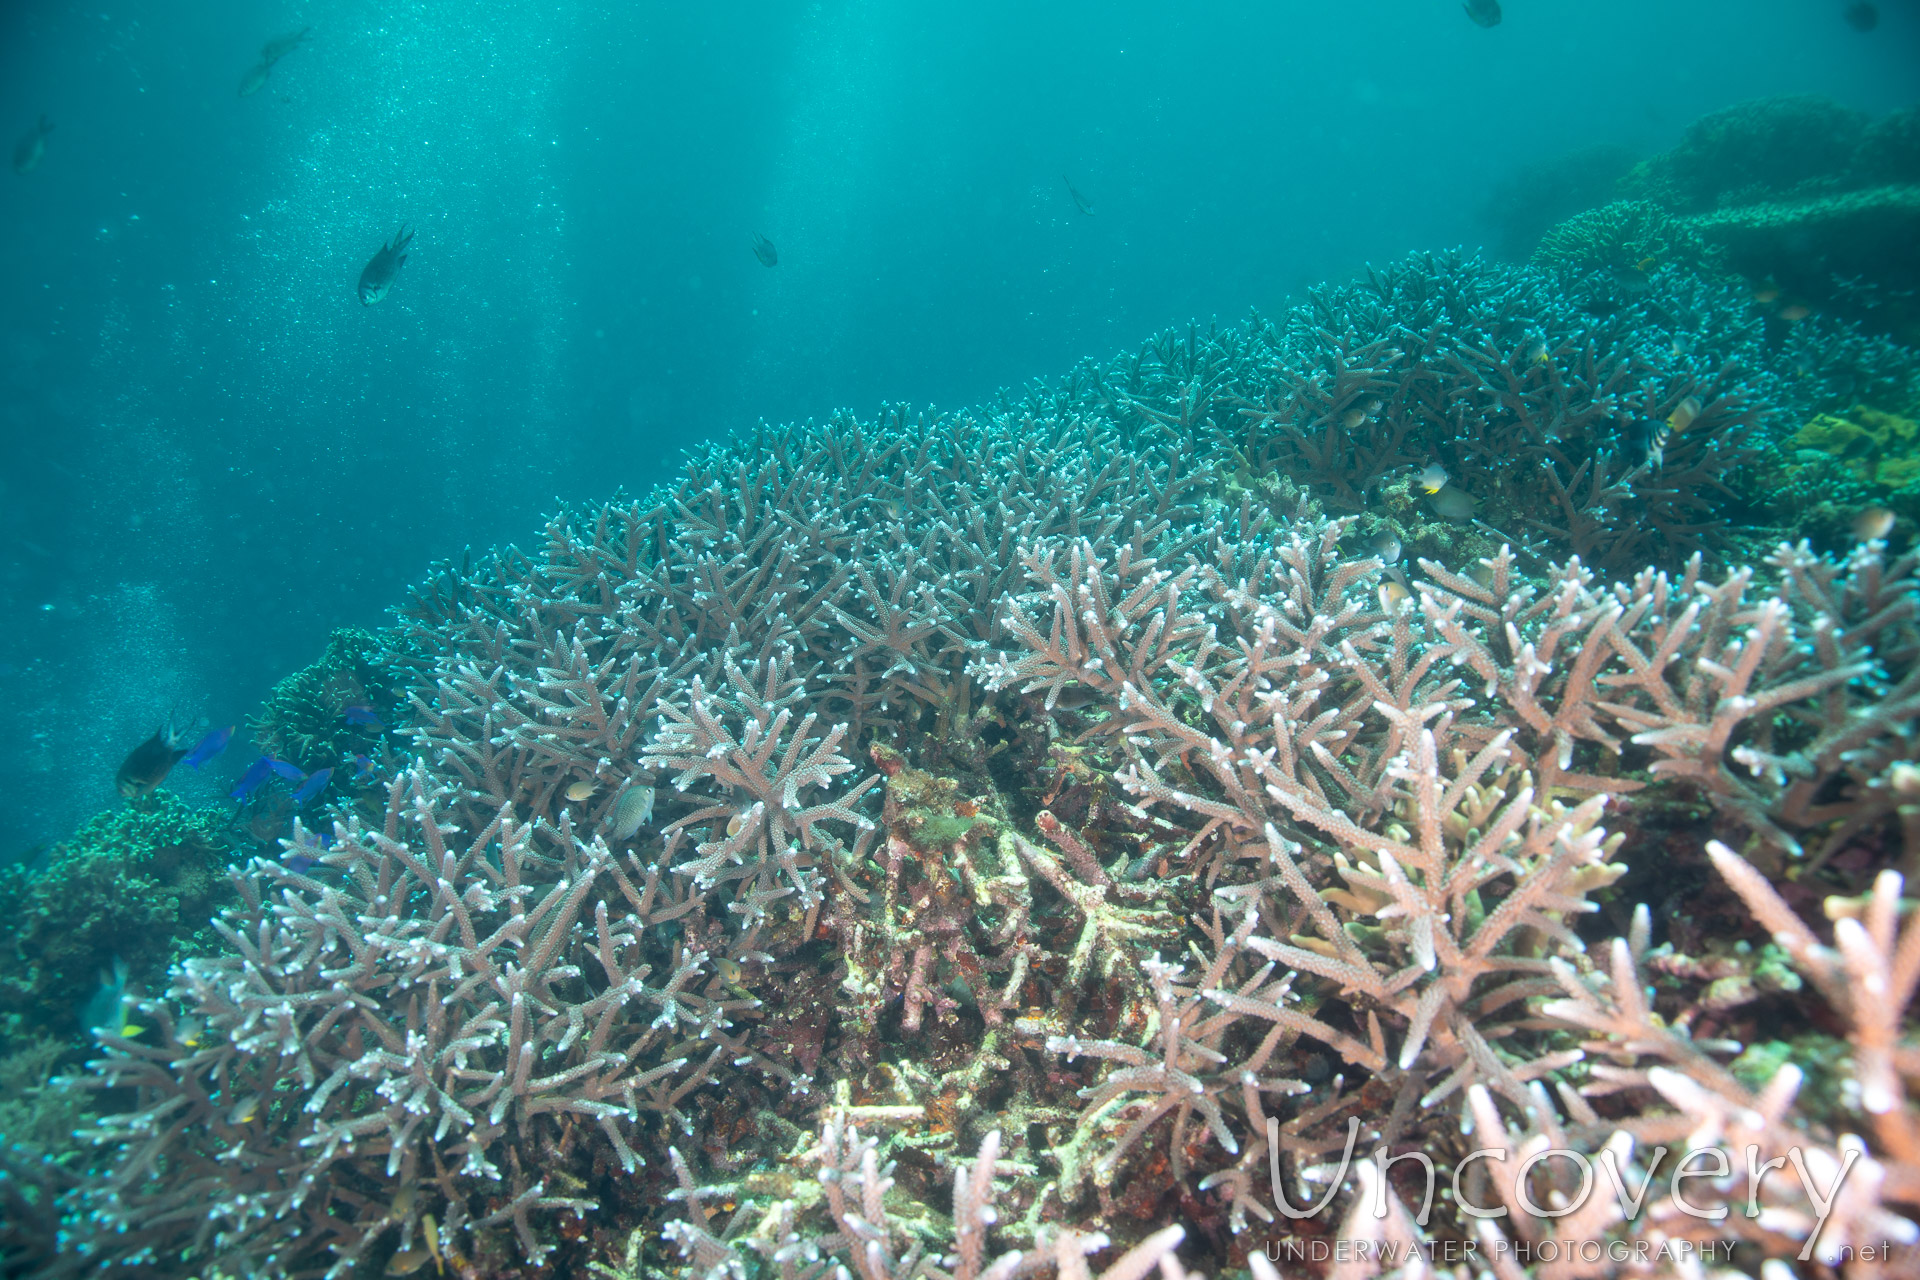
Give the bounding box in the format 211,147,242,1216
36,246,1920,1279
59,742,868,1277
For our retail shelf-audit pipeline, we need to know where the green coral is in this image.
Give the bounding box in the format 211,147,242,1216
1792,404,1920,488
1531,199,1715,274
250,626,400,776
1729,1032,1855,1128
0,792,237,1055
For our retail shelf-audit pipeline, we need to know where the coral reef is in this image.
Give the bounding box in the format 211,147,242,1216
249,626,403,778
1617,94,1875,214
1534,95,1920,343
1529,199,1715,275
0,792,236,1058
20,244,1920,1280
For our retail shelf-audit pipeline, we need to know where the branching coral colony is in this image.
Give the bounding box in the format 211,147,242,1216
22,250,1920,1280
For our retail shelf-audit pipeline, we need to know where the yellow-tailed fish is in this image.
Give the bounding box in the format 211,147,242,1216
1667,396,1702,434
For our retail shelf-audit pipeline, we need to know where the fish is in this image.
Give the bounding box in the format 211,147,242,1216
1379,580,1410,608
282,827,331,874
358,226,415,305
291,767,334,808
117,721,192,799
12,116,52,174
564,779,595,802
1854,507,1896,541
1623,418,1669,471
1050,682,1099,709
607,785,655,841
1612,264,1651,294
1845,3,1879,31
238,62,273,97
1429,487,1478,521
1368,530,1402,566
1462,0,1501,28
386,1249,431,1276
751,233,778,267
1751,281,1781,305
182,725,234,770
1666,396,1703,434
268,759,308,782
1521,338,1549,368
343,705,387,729
175,1013,204,1048
1063,175,1095,216
230,756,276,801
1416,462,1449,494
1776,302,1812,323
1634,255,1659,272
260,27,312,64
1339,405,1369,431
81,958,131,1037
350,753,375,781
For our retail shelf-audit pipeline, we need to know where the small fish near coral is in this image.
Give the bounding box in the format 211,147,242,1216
1623,416,1670,471
282,826,332,875
1063,174,1096,215
181,724,234,770
358,225,414,304
605,784,655,841
115,721,191,799
81,957,142,1040
291,766,333,808
229,755,276,801
343,704,387,729
1854,506,1897,542
751,233,778,267
1462,0,1501,28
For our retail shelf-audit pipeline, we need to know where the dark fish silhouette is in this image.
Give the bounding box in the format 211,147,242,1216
116,721,191,799
1063,175,1095,216
240,27,310,97
751,233,778,267
1845,3,1878,31
1463,0,1502,27
13,116,52,174
358,225,414,304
